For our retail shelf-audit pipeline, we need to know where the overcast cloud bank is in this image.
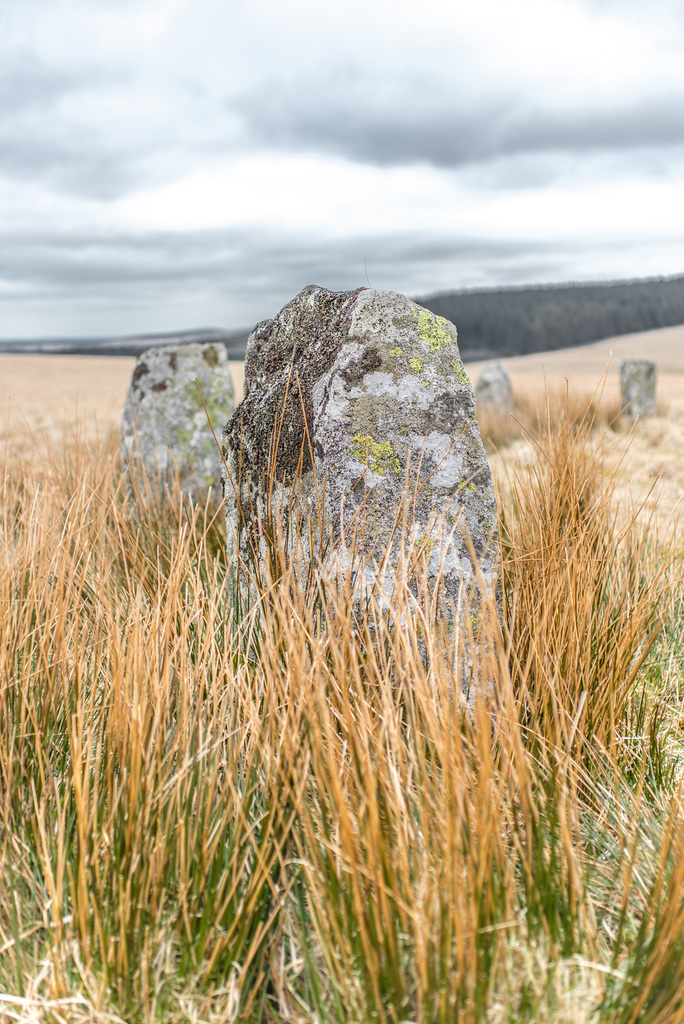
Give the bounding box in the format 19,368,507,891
1,0,683,337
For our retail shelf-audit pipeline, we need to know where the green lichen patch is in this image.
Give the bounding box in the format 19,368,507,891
388,346,402,357
183,379,229,429
351,434,401,476
409,357,424,373
416,534,436,557
451,358,471,386
422,380,431,388
413,308,453,352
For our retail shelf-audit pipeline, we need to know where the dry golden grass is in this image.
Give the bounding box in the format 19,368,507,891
2,331,684,1021
1,373,684,1023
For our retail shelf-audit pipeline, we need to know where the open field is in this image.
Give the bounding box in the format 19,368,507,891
2,322,683,442
2,327,684,1022
467,325,684,538
2,323,682,533
0,354,245,448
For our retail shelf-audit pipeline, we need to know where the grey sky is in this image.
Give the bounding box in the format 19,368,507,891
1,0,683,337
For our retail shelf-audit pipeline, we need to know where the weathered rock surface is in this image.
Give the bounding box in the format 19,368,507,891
475,362,514,415
221,285,499,617
122,342,235,495
620,359,657,421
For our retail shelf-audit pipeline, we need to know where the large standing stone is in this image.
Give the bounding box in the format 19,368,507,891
620,359,657,421
475,362,514,415
122,342,235,495
221,285,498,615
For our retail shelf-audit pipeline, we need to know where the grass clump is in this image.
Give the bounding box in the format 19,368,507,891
0,394,683,1022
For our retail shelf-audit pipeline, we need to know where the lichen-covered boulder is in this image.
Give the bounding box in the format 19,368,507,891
221,285,499,614
122,342,235,496
476,362,513,415
620,359,657,421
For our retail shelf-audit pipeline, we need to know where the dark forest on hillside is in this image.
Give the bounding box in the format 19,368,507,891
416,274,684,360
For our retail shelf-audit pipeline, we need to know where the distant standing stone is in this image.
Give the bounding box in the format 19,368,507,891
221,285,499,617
475,362,513,415
620,359,657,421
122,342,235,495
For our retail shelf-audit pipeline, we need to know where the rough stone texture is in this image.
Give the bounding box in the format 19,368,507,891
475,362,513,415
122,342,235,495
620,359,657,421
221,285,499,616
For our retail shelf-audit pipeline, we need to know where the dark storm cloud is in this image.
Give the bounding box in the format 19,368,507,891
233,74,684,170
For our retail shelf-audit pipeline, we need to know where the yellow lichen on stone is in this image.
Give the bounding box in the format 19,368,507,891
388,346,402,357
412,308,454,352
451,358,470,386
409,356,424,373
351,433,401,476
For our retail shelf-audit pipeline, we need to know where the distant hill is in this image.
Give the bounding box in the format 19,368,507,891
3,274,683,361
415,274,684,360
0,327,250,359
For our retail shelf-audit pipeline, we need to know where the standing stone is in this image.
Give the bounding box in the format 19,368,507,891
221,285,499,616
475,362,513,415
122,342,235,496
620,359,657,421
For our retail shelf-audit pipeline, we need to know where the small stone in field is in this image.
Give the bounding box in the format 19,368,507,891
122,342,235,495
475,362,513,415
620,359,657,421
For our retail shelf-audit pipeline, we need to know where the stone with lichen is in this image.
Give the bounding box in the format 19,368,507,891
122,342,235,496
221,285,499,615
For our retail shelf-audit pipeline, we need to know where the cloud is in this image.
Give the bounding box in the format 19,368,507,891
2,222,678,337
0,129,146,200
233,73,684,173
1,0,683,337
0,52,76,115
0,222,541,320
0,51,146,199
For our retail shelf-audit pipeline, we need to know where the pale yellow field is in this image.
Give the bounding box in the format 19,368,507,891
1,326,682,530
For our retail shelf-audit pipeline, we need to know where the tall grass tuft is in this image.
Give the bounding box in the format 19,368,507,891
1,394,683,1022
499,394,674,761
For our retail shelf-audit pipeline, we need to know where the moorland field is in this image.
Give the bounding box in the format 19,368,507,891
1,323,683,1022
